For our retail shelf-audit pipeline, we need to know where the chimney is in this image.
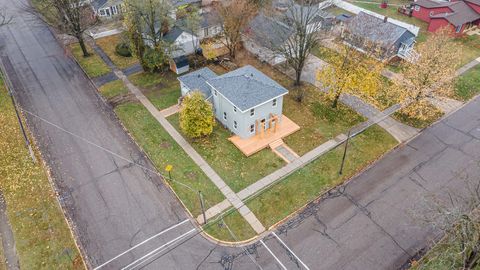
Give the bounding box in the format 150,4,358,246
384,16,388,23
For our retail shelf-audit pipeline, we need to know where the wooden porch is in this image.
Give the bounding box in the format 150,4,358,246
229,115,300,157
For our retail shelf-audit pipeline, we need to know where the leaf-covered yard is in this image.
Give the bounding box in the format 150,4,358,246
0,79,83,269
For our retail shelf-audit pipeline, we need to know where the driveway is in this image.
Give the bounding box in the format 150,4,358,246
1,1,480,269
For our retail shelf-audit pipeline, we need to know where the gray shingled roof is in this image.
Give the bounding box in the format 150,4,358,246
208,65,288,111
430,1,480,26
200,11,222,29
178,67,217,97
246,13,294,49
346,12,411,48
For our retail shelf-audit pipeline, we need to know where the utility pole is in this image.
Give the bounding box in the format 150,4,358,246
0,59,36,163
339,130,351,175
198,191,207,225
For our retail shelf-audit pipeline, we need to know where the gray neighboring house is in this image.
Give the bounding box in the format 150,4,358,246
178,65,289,139
343,12,418,61
243,5,334,65
90,0,123,18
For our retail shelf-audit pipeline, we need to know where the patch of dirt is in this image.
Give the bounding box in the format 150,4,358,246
108,93,137,108
186,172,198,180
159,141,171,149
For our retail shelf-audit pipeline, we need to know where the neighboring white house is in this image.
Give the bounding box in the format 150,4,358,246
163,26,200,58
90,0,123,18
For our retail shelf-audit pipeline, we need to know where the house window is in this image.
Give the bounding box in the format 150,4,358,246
250,124,255,133
223,112,227,120
234,121,238,129
99,9,106,16
233,106,237,113
112,6,117,14
456,25,462,33
214,90,217,96
414,5,420,11
250,108,255,117
204,28,209,37
272,99,277,107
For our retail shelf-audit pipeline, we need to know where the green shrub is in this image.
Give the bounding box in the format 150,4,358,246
115,42,132,57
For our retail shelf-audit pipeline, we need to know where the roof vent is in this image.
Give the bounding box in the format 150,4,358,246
250,73,254,77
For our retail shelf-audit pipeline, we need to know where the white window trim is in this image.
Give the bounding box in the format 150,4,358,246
250,108,255,117
223,112,227,120
250,124,255,133
233,106,237,113
414,5,420,11
234,121,238,129
214,90,217,96
272,99,277,107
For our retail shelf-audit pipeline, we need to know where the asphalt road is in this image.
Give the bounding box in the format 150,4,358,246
1,1,480,270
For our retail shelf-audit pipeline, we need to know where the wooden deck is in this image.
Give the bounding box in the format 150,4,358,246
229,115,300,157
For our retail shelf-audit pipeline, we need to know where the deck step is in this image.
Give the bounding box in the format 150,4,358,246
269,139,284,150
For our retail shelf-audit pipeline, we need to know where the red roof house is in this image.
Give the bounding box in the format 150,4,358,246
411,0,480,35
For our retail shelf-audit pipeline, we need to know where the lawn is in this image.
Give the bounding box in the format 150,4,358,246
229,50,365,156
96,34,139,69
98,79,128,100
203,209,257,242
114,102,225,216
246,125,398,228
168,114,285,193
454,64,480,101
69,43,110,78
311,45,340,64
128,72,181,110
394,103,444,129
0,80,83,269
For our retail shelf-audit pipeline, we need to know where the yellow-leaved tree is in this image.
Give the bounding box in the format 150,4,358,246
317,45,385,108
180,91,215,138
396,27,461,120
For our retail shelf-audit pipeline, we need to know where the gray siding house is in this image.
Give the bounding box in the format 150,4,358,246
178,66,288,139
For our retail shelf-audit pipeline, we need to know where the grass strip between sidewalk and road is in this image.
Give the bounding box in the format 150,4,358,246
0,79,83,269
69,43,110,78
114,102,226,217
246,125,398,228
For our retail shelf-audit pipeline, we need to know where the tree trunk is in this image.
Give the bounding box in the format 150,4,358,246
294,69,302,86
332,93,341,108
78,36,90,57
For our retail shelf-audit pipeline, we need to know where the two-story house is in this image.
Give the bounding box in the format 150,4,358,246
178,65,290,139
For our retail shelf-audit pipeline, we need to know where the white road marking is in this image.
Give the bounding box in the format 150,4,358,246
272,232,310,270
122,228,197,270
94,219,190,269
260,240,287,270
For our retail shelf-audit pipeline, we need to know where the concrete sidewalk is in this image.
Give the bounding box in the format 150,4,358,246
90,43,266,234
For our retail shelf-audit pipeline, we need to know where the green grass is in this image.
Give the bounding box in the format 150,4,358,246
203,209,257,242
453,35,480,67
96,34,138,69
98,80,128,99
0,80,83,269
128,72,181,110
394,103,444,129
69,43,110,78
283,93,365,156
247,125,398,228
455,65,480,101
114,102,225,216
168,114,285,192
311,45,340,64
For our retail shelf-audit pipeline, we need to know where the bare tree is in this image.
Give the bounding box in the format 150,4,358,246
125,0,174,49
0,7,12,27
27,0,98,57
415,177,480,269
271,1,324,86
214,0,257,58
